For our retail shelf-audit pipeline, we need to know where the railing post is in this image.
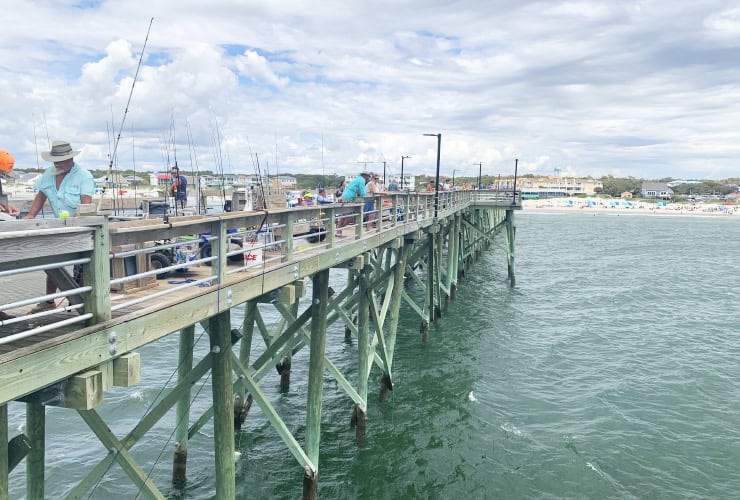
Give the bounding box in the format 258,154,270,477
83,216,111,323
326,207,336,248
356,203,364,240
282,212,294,262
209,218,228,284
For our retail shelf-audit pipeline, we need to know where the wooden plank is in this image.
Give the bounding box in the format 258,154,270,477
113,353,141,387
0,231,93,264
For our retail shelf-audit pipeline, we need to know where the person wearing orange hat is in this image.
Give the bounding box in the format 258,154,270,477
0,149,19,220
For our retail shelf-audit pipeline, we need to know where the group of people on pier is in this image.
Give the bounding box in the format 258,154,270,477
0,139,187,320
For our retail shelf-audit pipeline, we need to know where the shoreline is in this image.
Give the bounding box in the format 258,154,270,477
521,199,738,217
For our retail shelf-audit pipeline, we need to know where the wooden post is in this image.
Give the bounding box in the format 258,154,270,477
326,206,336,248
0,404,7,500
26,402,45,500
283,212,294,262
235,300,257,429
278,288,298,393
83,216,112,323
435,230,443,320
427,232,435,328
303,270,329,499
209,311,235,499
355,260,370,442
506,209,516,286
450,214,460,299
172,324,195,491
386,244,407,369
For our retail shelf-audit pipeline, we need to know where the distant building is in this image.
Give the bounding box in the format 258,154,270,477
641,182,673,200
518,176,603,198
620,191,633,198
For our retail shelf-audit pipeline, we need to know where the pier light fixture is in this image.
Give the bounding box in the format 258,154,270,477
473,162,482,190
423,133,441,219
401,155,411,191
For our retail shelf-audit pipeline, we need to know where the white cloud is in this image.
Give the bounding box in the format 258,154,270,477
1,0,739,179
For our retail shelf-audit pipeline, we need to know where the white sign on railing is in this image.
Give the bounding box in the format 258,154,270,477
243,242,264,269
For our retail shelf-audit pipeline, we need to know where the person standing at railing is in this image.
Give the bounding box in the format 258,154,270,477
316,188,332,204
336,171,371,235
24,140,95,313
170,165,187,210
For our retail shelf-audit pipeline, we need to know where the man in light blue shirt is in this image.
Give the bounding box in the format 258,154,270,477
24,140,95,312
26,140,95,218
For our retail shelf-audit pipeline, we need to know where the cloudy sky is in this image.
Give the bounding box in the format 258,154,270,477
3,0,740,180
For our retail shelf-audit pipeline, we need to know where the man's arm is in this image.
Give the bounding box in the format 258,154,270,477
24,191,47,219
80,195,92,204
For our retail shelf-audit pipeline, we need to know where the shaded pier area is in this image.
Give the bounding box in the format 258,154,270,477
0,190,519,499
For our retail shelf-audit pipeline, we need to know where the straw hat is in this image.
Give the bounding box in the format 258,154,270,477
41,140,80,162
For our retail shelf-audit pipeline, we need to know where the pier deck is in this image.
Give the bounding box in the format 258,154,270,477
0,190,519,499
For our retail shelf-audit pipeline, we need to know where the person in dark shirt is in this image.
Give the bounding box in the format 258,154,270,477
170,165,187,209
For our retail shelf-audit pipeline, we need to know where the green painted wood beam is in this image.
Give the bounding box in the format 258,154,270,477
77,409,165,500
305,270,329,474
172,324,194,490
68,353,213,499
0,404,7,500
357,264,371,411
231,354,318,473
209,311,235,499
26,402,44,500
401,290,426,320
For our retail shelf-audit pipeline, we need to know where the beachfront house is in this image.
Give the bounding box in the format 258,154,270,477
640,182,673,200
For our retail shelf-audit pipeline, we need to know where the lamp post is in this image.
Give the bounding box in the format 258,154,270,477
452,169,455,188
382,161,387,185
423,133,441,219
401,155,411,191
474,162,482,190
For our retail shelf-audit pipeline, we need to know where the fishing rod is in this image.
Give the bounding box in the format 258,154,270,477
132,123,138,216
185,120,203,214
169,111,180,217
97,17,154,212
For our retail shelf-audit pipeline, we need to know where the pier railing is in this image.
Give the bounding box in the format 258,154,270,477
0,189,518,371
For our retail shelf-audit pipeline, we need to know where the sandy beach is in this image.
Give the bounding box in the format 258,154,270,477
521,198,739,217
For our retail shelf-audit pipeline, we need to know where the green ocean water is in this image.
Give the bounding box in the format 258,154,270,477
7,211,740,499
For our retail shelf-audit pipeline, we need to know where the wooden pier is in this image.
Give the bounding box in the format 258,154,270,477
0,190,519,499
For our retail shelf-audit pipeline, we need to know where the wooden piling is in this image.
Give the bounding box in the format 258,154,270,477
235,300,257,429
209,311,235,499
0,404,7,500
356,262,370,442
172,324,195,491
303,270,329,499
26,402,45,500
